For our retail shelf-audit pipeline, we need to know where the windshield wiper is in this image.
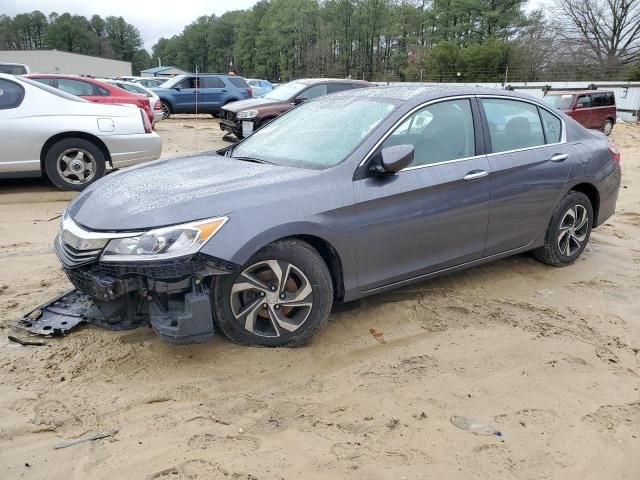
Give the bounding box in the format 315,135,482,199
231,156,272,165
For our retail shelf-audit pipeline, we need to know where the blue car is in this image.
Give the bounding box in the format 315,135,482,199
152,74,251,119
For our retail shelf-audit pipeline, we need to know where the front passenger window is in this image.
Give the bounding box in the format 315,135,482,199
382,99,475,167
481,98,545,153
298,84,327,100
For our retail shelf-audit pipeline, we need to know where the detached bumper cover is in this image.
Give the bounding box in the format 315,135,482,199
48,239,238,344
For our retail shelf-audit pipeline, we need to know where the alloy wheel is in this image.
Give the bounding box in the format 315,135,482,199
557,205,589,256
603,120,613,135
161,102,171,119
56,148,97,185
229,260,313,338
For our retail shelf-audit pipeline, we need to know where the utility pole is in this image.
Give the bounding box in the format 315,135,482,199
504,65,509,88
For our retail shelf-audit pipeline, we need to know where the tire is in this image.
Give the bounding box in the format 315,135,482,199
602,119,614,136
43,138,106,191
211,239,333,347
160,101,172,120
533,191,593,267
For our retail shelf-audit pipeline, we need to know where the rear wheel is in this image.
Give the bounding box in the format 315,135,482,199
160,101,172,120
44,138,106,191
602,119,614,135
533,191,593,267
211,240,333,347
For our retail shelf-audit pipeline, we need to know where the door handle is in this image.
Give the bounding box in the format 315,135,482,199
463,170,489,181
550,153,569,162
221,90,227,93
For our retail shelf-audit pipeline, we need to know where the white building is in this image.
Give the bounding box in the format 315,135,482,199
0,50,131,77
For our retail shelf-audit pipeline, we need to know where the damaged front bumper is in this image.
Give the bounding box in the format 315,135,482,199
37,237,239,344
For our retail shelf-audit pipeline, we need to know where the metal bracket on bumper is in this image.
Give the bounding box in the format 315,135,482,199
149,291,214,345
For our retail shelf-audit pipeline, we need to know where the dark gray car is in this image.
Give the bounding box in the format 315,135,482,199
54,86,621,346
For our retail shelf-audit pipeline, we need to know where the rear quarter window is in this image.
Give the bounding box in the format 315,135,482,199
0,78,25,109
228,77,249,88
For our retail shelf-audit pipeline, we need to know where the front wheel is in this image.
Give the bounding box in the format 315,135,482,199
211,240,333,347
44,138,106,191
602,119,614,136
533,191,593,267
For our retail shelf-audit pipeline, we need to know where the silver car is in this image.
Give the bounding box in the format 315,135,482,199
104,79,164,124
0,74,162,191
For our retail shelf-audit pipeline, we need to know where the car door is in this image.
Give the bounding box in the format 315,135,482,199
479,97,573,256
199,76,225,112
0,78,38,173
172,77,197,113
352,97,491,291
573,94,593,128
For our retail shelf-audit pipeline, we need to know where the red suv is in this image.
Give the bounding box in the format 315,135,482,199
543,90,616,135
25,74,155,126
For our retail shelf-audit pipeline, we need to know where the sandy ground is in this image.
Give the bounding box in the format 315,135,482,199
0,117,639,480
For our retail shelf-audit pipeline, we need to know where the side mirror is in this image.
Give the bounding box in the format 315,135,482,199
294,96,308,105
370,144,414,176
574,103,583,109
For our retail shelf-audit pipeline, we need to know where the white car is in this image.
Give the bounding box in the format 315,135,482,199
0,74,162,191
105,79,164,123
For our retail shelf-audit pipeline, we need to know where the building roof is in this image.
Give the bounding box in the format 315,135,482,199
140,66,176,74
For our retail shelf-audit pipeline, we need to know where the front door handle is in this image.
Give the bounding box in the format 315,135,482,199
463,170,489,181
550,153,569,162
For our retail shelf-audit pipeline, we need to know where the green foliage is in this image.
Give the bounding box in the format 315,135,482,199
1,11,151,74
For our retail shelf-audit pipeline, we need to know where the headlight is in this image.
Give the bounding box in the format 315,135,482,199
101,217,227,262
236,110,258,119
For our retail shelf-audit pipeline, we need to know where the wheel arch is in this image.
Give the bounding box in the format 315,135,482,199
40,132,112,170
568,182,600,225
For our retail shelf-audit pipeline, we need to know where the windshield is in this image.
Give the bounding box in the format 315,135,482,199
231,96,398,169
0,64,27,74
543,94,574,110
262,82,306,101
20,77,88,102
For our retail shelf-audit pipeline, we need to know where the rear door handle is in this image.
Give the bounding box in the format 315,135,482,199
550,153,569,162
463,170,489,181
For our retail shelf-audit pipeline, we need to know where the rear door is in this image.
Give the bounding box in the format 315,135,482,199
199,76,226,112
480,97,572,255
55,78,109,103
353,97,491,291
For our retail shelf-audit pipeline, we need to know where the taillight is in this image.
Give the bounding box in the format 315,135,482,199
608,142,621,165
246,87,252,97
140,109,152,133
154,101,162,111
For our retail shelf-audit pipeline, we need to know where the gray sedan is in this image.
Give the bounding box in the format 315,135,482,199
0,74,162,190
55,86,620,346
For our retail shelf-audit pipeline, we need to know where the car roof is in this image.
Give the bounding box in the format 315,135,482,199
293,78,372,85
326,85,548,104
546,90,613,95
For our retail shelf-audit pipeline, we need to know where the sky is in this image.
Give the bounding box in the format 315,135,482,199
1,0,549,51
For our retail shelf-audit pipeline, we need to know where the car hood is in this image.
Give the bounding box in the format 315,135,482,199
221,97,290,113
68,153,318,231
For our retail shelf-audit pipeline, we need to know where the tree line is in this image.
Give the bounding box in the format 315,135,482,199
1,0,639,82
0,11,151,74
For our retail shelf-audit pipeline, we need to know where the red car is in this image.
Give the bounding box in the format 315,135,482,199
24,74,155,126
543,90,616,135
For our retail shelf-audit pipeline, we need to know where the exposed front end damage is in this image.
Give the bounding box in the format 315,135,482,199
43,227,238,344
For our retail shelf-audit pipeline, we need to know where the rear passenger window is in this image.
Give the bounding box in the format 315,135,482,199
382,99,475,167
481,98,545,153
227,77,248,88
56,79,101,96
540,109,562,143
0,79,25,109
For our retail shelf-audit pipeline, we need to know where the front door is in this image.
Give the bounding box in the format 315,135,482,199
172,77,197,113
353,98,491,291
573,94,593,128
479,97,573,255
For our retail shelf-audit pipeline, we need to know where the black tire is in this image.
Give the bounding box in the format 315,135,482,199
533,191,593,267
212,239,333,347
602,119,614,136
160,101,172,120
44,138,106,191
